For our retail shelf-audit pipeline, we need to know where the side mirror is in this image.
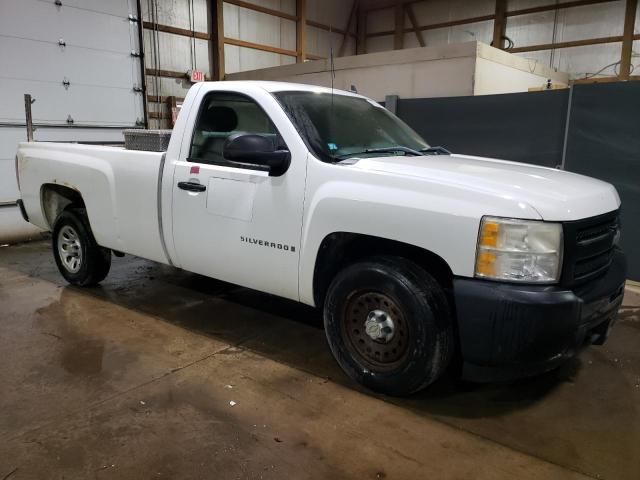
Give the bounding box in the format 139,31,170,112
223,133,290,176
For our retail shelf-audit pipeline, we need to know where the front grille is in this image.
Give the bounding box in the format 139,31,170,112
561,210,619,286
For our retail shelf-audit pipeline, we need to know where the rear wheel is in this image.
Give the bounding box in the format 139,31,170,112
323,256,453,396
52,209,111,286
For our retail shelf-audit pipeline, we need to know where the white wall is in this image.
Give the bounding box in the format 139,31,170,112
367,0,495,53
365,0,639,80
305,0,357,58
223,0,355,75
142,0,210,128
223,0,296,74
505,0,631,78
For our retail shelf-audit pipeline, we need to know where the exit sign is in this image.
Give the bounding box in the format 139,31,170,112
189,70,205,82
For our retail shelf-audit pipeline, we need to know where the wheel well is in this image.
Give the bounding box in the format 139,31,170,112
41,184,86,229
313,232,454,308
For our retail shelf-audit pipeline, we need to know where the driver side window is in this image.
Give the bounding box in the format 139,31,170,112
189,92,280,164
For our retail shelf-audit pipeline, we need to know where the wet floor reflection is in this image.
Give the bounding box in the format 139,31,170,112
36,297,106,376
3,242,640,479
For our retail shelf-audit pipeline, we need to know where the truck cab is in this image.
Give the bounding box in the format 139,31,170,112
16,81,626,395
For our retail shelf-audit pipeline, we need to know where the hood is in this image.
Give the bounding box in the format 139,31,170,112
350,153,620,221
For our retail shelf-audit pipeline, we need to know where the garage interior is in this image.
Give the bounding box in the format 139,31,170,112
1,1,640,479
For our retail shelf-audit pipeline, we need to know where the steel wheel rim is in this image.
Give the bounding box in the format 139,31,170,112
342,291,410,371
58,225,83,273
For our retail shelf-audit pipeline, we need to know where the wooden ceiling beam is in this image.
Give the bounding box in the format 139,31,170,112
224,0,297,21
405,3,425,47
508,35,623,53
142,21,209,40
306,20,356,38
224,37,297,57
339,0,359,57
506,0,618,17
367,14,495,38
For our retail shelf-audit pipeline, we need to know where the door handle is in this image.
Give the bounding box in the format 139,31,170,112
178,181,206,192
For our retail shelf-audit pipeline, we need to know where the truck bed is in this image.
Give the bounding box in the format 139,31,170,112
17,141,170,264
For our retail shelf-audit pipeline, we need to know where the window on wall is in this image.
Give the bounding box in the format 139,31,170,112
189,92,283,164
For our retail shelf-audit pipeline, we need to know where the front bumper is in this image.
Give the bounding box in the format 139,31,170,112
454,248,626,382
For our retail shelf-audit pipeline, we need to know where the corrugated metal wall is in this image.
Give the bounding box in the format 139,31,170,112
223,0,355,73
223,0,297,74
142,0,210,129
143,0,354,128
365,0,639,80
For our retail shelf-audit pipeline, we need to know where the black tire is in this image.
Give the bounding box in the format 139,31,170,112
323,256,453,396
52,209,111,286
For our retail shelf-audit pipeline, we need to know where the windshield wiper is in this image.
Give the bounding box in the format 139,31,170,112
335,145,427,161
365,146,423,156
420,146,451,155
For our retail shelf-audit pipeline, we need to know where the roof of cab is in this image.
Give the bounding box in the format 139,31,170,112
205,80,362,97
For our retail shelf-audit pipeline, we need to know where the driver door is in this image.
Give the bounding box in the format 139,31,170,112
170,89,306,301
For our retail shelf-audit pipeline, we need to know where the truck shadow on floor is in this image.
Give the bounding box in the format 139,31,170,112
89,257,581,420
3,246,603,419
159,266,585,418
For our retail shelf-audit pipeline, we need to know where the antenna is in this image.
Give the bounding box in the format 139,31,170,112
329,26,335,142
329,26,335,95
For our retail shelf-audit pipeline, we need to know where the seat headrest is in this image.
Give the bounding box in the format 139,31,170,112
200,105,238,132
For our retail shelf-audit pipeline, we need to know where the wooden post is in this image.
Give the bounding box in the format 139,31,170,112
338,0,358,57
356,5,366,54
405,4,425,47
620,0,638,79
209,0,225,80
492,0,507,49
166,96,178,127
296,0,307,62
394,1,404,50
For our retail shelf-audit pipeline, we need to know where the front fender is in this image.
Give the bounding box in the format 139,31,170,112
298,171,541,306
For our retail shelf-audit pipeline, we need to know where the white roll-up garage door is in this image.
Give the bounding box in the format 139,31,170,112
0,0,145,206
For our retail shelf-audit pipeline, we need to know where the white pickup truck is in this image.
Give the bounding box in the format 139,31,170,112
16,81,626,395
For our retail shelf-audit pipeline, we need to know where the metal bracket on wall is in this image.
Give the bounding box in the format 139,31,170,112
133,85,144,93
130,51,141,58
128,14,139,23
62,78,70,89
66,115,74,125
24,94,36,141
54,0,62,7
58,39,66,48
135,118,145,126
384,95,399,114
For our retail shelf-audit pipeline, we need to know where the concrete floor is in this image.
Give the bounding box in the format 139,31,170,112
1,240,639,480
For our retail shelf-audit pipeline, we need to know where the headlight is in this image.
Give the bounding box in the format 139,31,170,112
475,217,563,283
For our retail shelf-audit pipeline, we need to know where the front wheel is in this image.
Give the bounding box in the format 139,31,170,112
323,256,454,396
52,209,111,286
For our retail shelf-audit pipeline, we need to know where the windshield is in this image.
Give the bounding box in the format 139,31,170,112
274,91,429,162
